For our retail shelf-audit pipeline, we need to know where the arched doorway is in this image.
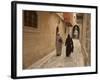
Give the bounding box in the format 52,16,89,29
56,27,59,35
72,25,80,39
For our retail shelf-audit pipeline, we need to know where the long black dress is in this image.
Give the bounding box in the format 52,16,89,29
65,35,74,57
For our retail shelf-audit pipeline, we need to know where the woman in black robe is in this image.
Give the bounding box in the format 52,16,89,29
65,34,74,57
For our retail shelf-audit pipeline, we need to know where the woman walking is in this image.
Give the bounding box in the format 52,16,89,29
65,34,74,57
56,33,63,56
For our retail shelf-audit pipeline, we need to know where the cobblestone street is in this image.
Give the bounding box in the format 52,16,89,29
29,39,85,69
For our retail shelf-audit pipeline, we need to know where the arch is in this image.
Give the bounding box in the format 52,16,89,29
72,25,80,39
56,26,59,35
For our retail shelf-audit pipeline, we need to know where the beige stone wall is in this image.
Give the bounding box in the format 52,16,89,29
84,14,91,66
79,14,91,66
23,12,67,69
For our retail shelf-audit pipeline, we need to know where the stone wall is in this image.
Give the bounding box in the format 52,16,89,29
23,11,67,69
79,14,91,66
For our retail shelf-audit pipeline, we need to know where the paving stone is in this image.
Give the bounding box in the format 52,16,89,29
30,39,84,69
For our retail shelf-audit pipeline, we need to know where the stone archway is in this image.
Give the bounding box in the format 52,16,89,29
72,25,80,39
56,27,59,35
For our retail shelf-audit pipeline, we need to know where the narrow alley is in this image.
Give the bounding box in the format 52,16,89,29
23,11,91,69
29,39,84,69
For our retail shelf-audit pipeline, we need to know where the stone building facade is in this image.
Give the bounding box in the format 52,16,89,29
23,11,70,69
76,13,91,66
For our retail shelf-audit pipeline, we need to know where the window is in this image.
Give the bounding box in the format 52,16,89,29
23,10,37,28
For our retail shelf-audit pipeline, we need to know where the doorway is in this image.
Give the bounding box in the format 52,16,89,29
72,25,80,39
